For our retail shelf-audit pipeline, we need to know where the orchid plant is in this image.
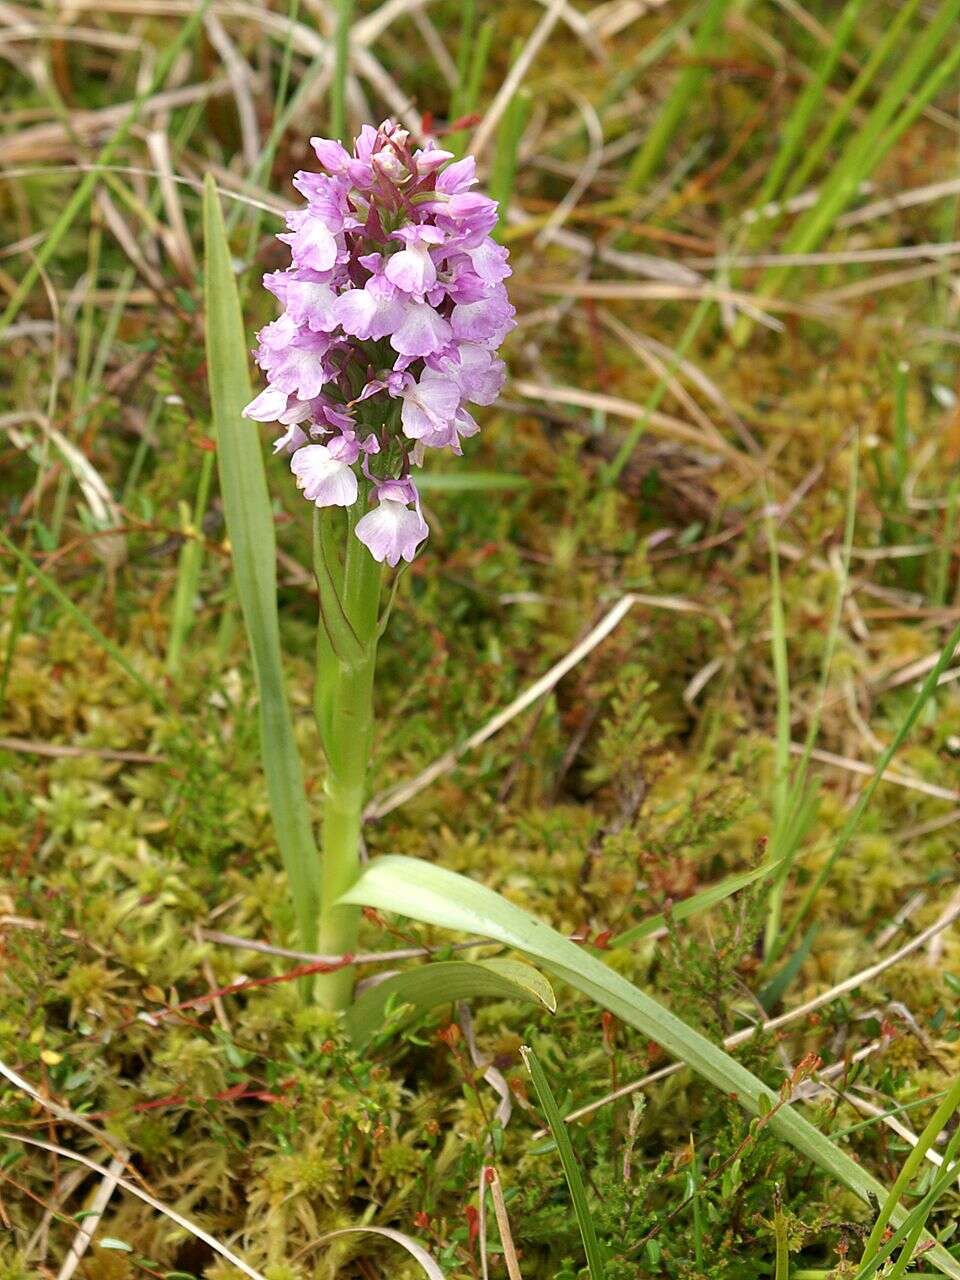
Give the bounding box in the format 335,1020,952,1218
241,121,514,1008
200,124,958,1275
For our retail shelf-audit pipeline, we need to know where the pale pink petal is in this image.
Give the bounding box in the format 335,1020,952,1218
290,444,358,507
355,499,428,566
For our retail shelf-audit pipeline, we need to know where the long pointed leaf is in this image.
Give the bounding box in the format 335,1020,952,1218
203,174,321,949
341,856,960,1279
522,1045,606,1280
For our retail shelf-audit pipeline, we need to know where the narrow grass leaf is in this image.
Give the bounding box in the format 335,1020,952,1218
735,0,960,343
774,1189,790,1280
861,1075,960,1264
854,1118,960,1280
166,450,216,673
341,855,960,1279
773,0,960,261
758,924,818,1013
489,83,531,235
202,173,321,949
521,1045,606,1280
346,958,556,1049
766,449,857,960
331,0,353,140
447,14,496,158
623,0,731,194
781,0,924,205
611,856,787,949
752,0,867,214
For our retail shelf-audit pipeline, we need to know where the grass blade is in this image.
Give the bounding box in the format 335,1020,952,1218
734,0,960,344
521,1045,606,1280
854,1116,960,1280
781,0,925,205
752,0,867,215
447,14,496,158
202,173,321,950
166,450,216,674
778,0,960,251
860,1075,960,1265
341,855,960,1279
489,77,531,235
331,0,352,140
611,856,787,949
766,447,858,960
623,0,732,194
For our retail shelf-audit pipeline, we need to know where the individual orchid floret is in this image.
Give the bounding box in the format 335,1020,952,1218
385,225,444,297
242,118,514,565
354,478,428,567
290,443,358,508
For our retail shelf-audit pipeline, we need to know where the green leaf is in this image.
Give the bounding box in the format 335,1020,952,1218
340,856,960,1280
611,857,787,948
203,174,321,950
345,958,556,1050
98,1238,133,1252
623,0,732,193
522,1045,606,1280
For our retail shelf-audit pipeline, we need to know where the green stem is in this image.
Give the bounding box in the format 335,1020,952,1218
313,504,382,1010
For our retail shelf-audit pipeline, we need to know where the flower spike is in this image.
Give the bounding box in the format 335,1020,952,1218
244,119,513,564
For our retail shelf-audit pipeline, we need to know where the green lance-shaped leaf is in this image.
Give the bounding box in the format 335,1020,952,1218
345,958,556,1050
340,855,960,1280
203,174,321,949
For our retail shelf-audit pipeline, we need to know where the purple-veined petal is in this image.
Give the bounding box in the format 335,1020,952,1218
390,303,452,357
355,498,428,566
290,444,358,507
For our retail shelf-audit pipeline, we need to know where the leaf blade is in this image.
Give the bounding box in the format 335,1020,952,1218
345,958,555,1049
341,855,960,1280
521,1044,606,1280
611,857,787,949
202,173,321,949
